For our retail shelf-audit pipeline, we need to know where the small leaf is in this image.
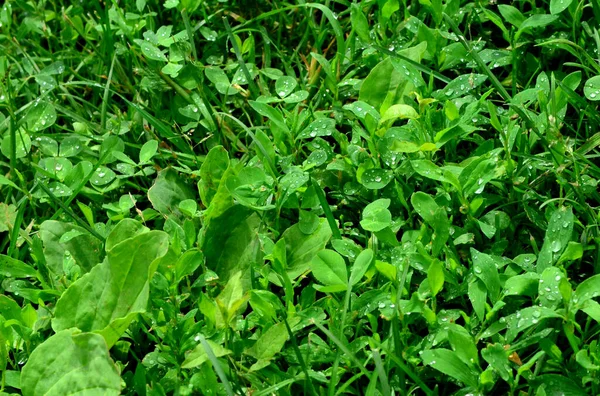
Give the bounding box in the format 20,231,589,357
411,192,439,224
421,349,478,388
351,4,370,42
550,0,574,14
283,90,309,104
360,169,393,189
140,41,167,61
182,339,232,369
311,249,348,288
557,241,583,266
539,267,564,308
530,374,587,396
482,343,511,382
361,199,392,232
506,307,562,341
26,101,57,132
0,255,37,278
297,118,336,139
427,259,444,296
350,249,373,286
537,206,574,273
503,273,539,296
139,140,158,164
275,76,297,98
245,321,288,361
573,274,600,308
380,104,419,124
584,76,600,101
471,249,501,302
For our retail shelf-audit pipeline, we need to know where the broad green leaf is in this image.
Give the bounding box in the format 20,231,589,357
250,101,289,133
580,300,600,322
350,249,373,286
431,208,450,256
351,3,370,42
530,374,587,396
21,330,121,396
175,250,203,283
179,199,198,217
343,101,379,121
283,90,309,104
482,343,511,382
202,205,262,286
206,67,237,95
198,145,230,208
0,295,23,323
245,321,288,362
361,199,392,232
311,250,348,288
52,227,169,347
539,267,564,308
516,15,559,40
275,76,297,98
0,176,20,191
459,157,497,197
471,249,501,302
468,279,487,321
506,307,562,341
438,74,487,99
360,169,393,189
182,339,232,369
105,218,148,251
249,290,284,321
421,349,478,388
573,273,600,308
447,324,479,366
411,192,438,224
379,104,418,124
0,254,37,278
359,58,411,114
503,272,539,296
1,130,31,159
557,242,583,265
139,140,158,164
584,76,600,101
297,118,336,139
427,259,444,296
411,160,454,185
148,169,195,216
140,41,167,61
40,220,103,275
216,271,248,324
537,206,574,273
282,219,332,279
498,5,525,27
90,166,116,186
575,349,600,370
25,101,57,132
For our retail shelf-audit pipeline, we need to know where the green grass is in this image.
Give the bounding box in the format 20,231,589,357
1,0,600,394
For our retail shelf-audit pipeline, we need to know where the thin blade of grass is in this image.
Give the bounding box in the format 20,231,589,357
198,334,235,396
443,13,511,101
311,320,370,377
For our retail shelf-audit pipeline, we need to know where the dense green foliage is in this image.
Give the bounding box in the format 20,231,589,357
1,0,600,394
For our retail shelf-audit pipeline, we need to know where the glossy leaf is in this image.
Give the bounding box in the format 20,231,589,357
421,349,478,388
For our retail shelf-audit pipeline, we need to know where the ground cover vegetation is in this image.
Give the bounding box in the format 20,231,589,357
1,0,600,394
